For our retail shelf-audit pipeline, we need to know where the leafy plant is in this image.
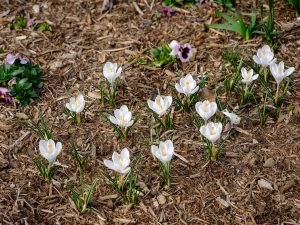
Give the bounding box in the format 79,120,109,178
38,22,53,32
26,108,53,140
222,48,241,67
223,59,243,93
66,178,97,213
66,143,96,213
215,0,235,10
0,60,43,106
163,0,198,7
103,170,140,204
288,0,300,17
254,0,279,44
150,44,176,67
11,16,27,29
34,156,56,181
209,9,257,40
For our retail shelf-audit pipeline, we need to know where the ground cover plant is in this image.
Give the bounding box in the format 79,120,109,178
0,0,299,225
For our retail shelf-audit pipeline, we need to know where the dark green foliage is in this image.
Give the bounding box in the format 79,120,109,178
0,60,43,106
11,16,27,29
150,44,177,67
38,22,53,32
254,0,279,44
288,0,300,16
215,0,235,10
163,0,198,7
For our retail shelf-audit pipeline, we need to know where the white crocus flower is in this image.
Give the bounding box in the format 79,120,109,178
39,139,62,163
200,122,222,143
270,61,295,86
66,94,85,113
103,61,122,83
103,148,131,174
241,67,259,86
195,100,217,122
109,105,134,128
253,45,276,68
175,74,199,97
151,140,174,163
147,95,172,117
222,110,241,125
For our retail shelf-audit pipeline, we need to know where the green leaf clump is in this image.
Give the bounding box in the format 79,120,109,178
0,59,43,106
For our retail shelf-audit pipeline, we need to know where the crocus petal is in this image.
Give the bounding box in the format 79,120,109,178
284,67,295,77
175,83,184,94
120,167,131,174
252,55,261,65
109,116,119,125
104,159,115,170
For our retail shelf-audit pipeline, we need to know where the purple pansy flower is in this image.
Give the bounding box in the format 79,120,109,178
0,87,12,103
179,43,192,62
169,40,181,56
169,40,192,63
161,6,175,17
4,54,28,65
27,18,34,27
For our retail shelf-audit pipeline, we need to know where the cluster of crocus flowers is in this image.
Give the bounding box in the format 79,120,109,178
5,53,28,65
151,140,174,186
66,94,85,125
253,45,295,104
169,40,192,63
0,87,12,103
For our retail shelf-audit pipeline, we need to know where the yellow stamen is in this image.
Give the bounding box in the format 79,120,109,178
185,81,190,86
211,125,216,135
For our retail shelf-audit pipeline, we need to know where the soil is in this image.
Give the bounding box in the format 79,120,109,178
0,0,300,224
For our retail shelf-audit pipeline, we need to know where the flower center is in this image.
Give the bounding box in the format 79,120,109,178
155,97,164,109
161,145,167,156
185,81,190,86
108,67,113,73
48,143,53,153
277,67,284,73
261,50,266,56
210,125,216,135
74,97,78,105
204,100,210,111
118,154,123,166
119,115,125,121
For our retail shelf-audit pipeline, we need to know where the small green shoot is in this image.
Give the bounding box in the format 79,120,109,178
11,16,27,30
254,0,279,44
215,0,235,10
103,171,140,204
38,22,53,32
163,0,198,7
34,156,55,181
26,109,53,140
209,9,257,40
